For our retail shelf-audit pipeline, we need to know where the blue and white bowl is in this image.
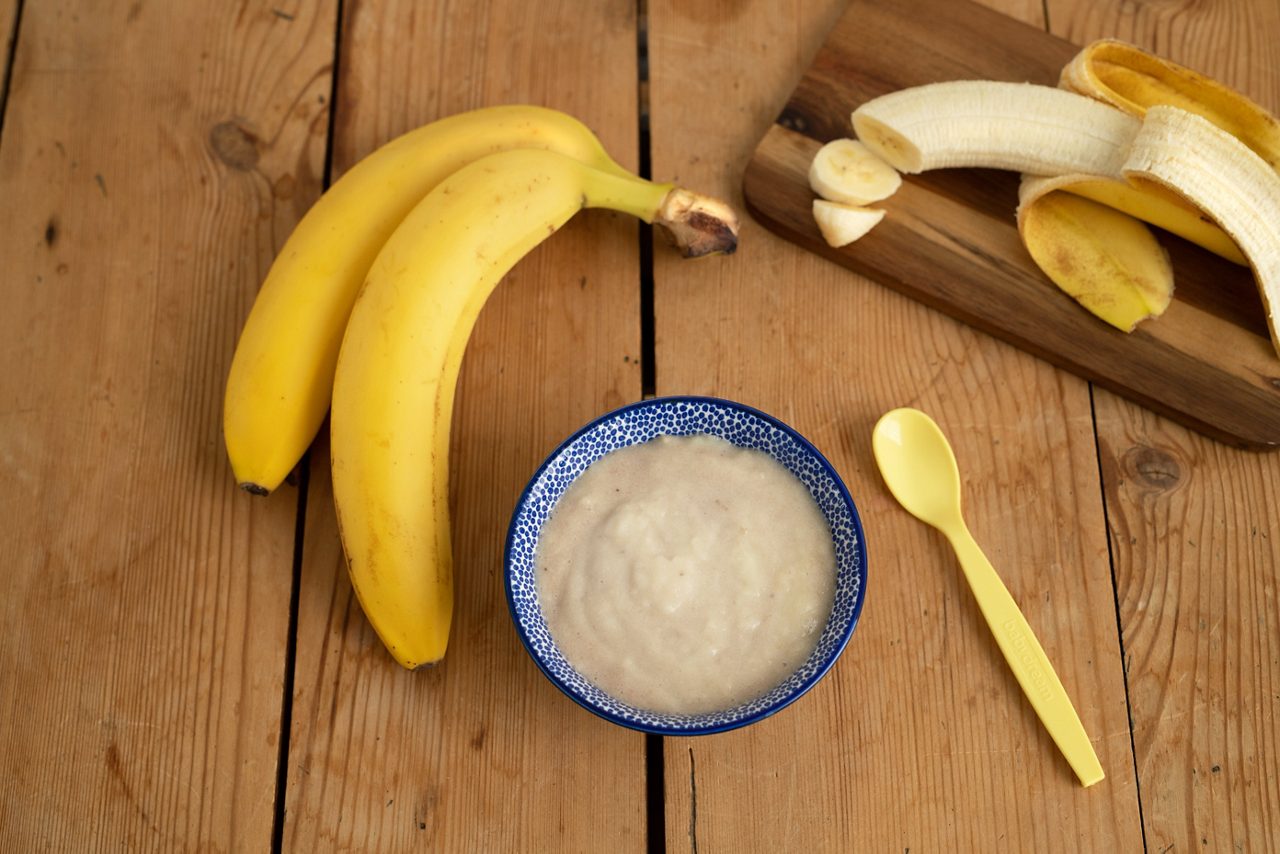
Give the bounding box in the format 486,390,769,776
504,396,868,735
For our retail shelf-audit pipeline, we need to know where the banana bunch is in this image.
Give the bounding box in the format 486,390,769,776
224,107,739,668
810,42,1280,356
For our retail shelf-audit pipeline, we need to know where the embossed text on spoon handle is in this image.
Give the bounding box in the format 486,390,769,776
946,523,1105,787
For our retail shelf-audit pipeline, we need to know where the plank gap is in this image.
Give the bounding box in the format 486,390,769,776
270,453,311,853
320,0,346,190
637,0,665,848
646,734,666,854
637,0,655,399
271,1,344,849
0,0,25,146
1088,386,1148,854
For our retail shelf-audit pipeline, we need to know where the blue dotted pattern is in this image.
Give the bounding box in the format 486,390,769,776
504,396,868,736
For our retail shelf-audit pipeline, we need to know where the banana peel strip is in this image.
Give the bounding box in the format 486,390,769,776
1060,39,1280,170
1122,106,1280,357
1018,174,1248,266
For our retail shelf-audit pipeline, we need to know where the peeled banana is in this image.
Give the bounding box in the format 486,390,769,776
846,65,1280,350
331,149,738,669
851,81,1139,176
224,105,634,495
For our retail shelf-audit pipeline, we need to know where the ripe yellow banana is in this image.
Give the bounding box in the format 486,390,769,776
330,149,738,669
224,105,634,495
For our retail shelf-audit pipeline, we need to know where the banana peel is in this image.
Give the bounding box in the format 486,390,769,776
1020,174,1247,266
1012,40,1280,349
1123,107,1280,356
1060,39,1280,170
1017,190,1173,332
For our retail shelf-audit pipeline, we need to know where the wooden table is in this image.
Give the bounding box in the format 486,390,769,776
3,1,1277,850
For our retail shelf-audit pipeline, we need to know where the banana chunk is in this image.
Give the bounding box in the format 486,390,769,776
851,80,1140,176
812,200,885,247
809,138,901,205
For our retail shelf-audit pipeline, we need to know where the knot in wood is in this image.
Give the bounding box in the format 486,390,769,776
209,121,260,171
1124,444,1182,492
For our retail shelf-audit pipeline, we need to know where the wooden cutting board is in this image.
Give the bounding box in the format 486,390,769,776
743,0,1280,447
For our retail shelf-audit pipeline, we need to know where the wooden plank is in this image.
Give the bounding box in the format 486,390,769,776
649,0,1142,849
1043,1,1280,848
0,1,334,849
281,1,647,850
742,0,1280,448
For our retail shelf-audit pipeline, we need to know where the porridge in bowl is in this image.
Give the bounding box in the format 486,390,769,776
535,433,836,716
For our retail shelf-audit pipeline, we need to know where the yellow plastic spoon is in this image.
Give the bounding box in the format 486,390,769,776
871,407,1105,787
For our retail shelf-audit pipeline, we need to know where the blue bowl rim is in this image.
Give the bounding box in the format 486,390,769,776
502,394,869,736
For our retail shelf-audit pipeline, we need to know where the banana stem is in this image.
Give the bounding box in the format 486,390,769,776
582,173,740,258
654,188,741,258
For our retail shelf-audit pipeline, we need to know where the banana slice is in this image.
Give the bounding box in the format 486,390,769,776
809,138,901,205
812,200,884,247
1123,105,1280,356
851,80,1140,176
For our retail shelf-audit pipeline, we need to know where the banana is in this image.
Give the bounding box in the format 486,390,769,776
812,200,884,247
330,149,738,668
224,105,634,495
1018,174,1248,265
851,81,1140,176
1122,106,1280,356
1060,39,1280,170
808,139,901,204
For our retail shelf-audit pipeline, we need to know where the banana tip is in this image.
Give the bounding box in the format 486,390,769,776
240,482,270,496
656,189,741,258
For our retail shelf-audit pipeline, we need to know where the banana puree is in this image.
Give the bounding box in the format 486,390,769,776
535,434,836,715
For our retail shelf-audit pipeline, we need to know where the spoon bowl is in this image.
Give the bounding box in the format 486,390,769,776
871,407,965,529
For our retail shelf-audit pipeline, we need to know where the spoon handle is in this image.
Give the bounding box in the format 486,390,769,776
947,524,1105,787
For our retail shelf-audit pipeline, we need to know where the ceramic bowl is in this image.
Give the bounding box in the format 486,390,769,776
504,396,867,735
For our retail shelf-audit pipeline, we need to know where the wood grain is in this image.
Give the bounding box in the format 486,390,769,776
649,0,1140,849
743,0,1280,447
0,0,333,848
281,1,647,850
1041,0,1280,848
